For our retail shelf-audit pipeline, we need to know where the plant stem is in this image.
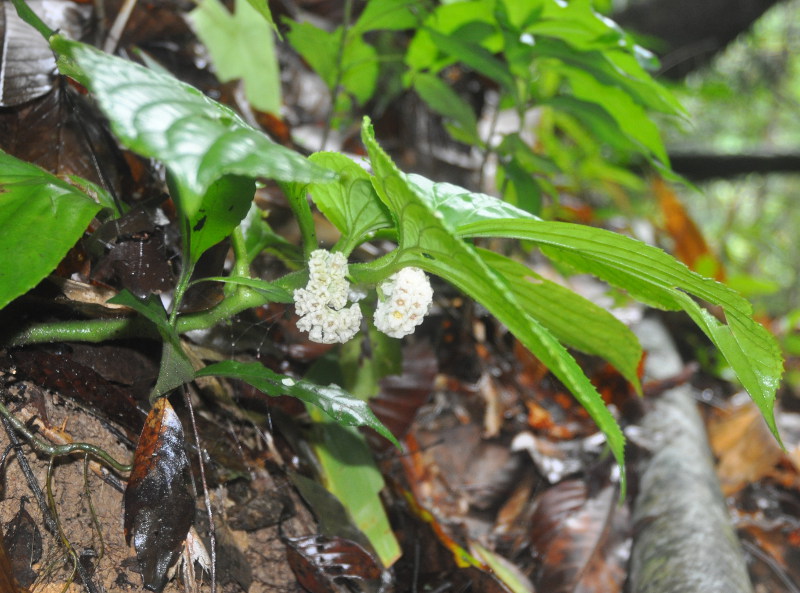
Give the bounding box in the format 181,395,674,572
8,0,54,39
4,285,275,347
0,396,131,473
320,0,354,151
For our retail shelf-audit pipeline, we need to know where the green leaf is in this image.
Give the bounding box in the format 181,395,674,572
477,249,642,390
189,0,281,114
561,65,668,164
458,218,785,442
425,28,514,92
0,149,101,310
361,118,627,490
308,410,401,567
405,173,538,230
176,174,255,264
351,0,422,34
307,152,393,254
284,23,378,105
412,73,482,146
196,360,400,446
51,35,333,221
192,276,293,303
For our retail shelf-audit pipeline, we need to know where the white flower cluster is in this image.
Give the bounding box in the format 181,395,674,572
294,250,362,344
374,267,433,338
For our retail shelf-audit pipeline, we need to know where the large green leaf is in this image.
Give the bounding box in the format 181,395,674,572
284,23,378,105
308,409,401,567
477,248,642,389
0,150,101,310
51,36,333,220
189,0,281,114
405,173,538,230
361,118,627,488
458,218,784,442
196,360,399,445
307,152,392,254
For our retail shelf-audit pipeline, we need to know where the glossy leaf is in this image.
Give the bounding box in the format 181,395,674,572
0,149,101,310
189,0,280,114
51,35,333,220
0,0,88,106
458,218,784,441
124,397,194,592
477,248,642,390
307,152,392,254
361,118,627,489
196,360,399,446
405,173,538,230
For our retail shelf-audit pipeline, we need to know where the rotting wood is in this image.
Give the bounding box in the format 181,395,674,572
629,317,753,593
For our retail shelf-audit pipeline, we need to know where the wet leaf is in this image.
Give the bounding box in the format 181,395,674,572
196,360,399,446
124,397,195,592
0,149,101,310
283,533,383,593
458,217,785,445
361,118,627,491
51,35,334,222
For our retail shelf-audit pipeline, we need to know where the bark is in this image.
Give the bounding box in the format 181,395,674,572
615,0,783,78
629,318,753,593
669,152,800,181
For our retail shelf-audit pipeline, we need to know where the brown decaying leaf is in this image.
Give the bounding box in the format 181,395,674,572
529,480,628,593
124,396,195,592
0,523,22,593
283,534,382,593
370,341,437,447
4,500,42,588
708,400,785,496
0,0,90,106
9,347,147,436
654,176,725,280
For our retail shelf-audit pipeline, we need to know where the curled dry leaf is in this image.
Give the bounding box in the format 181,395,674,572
124,396,195,592
283,533,383,593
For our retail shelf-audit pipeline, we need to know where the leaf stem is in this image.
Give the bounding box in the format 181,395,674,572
320,0,354,150
4,284,275,347
0,396,132,473
8,0,54,39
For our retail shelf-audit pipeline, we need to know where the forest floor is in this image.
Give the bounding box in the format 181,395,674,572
1,0,800,592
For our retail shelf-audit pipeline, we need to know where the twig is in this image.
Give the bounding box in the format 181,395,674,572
0,413,59,535
103,0,138,54
183,388,217,593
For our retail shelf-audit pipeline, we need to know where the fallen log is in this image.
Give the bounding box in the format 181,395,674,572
629,318,753,593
